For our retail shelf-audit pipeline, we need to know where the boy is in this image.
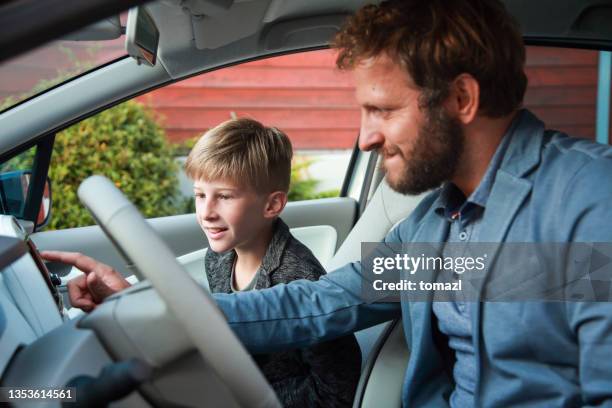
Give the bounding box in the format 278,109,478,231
42,117,362,407
184,118,361,407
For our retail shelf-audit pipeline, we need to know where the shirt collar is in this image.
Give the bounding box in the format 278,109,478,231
205,217,291,289
434,110,521,217
258,218,291,278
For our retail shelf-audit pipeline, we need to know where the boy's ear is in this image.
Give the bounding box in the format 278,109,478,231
263,191,288,219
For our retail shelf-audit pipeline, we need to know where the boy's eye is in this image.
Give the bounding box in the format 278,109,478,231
218,194,231,200
194,192,205,199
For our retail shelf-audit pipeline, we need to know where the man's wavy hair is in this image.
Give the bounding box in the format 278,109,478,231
332,0,527,117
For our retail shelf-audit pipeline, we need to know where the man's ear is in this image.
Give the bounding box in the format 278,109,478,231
263,191,288,219
445,73,480,125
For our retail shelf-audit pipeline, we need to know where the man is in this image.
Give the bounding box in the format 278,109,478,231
44,0,612,406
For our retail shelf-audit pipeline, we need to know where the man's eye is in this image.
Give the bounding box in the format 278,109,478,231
366,106,389,116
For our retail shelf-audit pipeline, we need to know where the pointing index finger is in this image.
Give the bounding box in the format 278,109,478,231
40,250,102,275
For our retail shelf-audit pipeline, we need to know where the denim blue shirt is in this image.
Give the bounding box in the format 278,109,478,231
432,118,515,407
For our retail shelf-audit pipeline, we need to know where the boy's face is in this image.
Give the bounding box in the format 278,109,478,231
193,178,272,253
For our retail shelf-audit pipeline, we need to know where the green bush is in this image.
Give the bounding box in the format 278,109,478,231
7,104,338,229
47,100,182,229
289,158,340,201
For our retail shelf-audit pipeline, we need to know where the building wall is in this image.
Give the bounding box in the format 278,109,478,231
1,45,607,149
524,46,599,138
137,50,358,149
138,47,605,148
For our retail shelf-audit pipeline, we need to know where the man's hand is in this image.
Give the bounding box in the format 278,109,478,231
40,251,131,312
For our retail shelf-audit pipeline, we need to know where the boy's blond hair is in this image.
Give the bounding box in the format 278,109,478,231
185,118,293,193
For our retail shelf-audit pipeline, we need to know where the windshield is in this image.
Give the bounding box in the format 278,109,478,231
0,37,127,113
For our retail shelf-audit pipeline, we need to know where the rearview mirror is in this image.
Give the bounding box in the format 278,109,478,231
125,7,159,66
0,171,52,228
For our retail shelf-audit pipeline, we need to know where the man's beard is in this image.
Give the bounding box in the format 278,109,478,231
381,106,464,195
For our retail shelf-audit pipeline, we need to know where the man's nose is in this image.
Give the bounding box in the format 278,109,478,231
358,116,384,152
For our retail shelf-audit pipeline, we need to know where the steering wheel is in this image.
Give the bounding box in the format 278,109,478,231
78,175,280,408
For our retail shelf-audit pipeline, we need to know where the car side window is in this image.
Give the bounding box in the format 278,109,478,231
523,46,605,142
141,49,356,204
1,145,35,173
36,46,606,231
42,50,358,230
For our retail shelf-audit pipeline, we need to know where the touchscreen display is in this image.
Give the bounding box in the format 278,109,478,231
26,239,63,314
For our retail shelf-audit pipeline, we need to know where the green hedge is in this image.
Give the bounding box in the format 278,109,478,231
47,101,183,229
289,158,340,201
8,102,339,230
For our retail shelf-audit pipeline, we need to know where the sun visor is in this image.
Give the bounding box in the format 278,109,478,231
184,0,375,51
260,15,347,51
181,0,234,17
187,0,270,50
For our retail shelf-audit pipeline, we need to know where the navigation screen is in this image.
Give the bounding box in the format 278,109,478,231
26,239,63,314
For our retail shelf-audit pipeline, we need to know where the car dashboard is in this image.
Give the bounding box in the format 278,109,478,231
0,213,245,408
0,215,64,374
0,215,154,407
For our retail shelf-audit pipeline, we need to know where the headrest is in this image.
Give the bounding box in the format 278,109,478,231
326,180,425,272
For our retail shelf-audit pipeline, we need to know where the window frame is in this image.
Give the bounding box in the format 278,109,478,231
0,133,54,231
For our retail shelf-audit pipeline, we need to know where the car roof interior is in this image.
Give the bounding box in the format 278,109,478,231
153,0,612,80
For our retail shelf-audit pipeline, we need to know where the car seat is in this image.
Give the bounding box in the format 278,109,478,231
325,180,425,408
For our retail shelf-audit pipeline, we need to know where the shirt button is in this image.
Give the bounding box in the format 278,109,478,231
459,231,468,241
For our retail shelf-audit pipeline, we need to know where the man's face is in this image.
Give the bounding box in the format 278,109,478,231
193,178,269,253
354,54,464,194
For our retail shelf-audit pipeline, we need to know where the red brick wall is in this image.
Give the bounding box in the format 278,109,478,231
1,45,604,149
138,50,359,149
524,46,599,138
139,47,603,149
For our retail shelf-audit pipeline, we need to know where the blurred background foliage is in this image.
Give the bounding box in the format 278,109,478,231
9,101,182,229
173,136,340,205
2,46,339,230
6,100,338,230
47,101,182,229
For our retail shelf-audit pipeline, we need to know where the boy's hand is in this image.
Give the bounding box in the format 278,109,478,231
40,250,131,312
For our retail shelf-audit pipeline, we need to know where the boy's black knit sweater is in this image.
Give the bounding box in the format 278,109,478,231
205,218,362,407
